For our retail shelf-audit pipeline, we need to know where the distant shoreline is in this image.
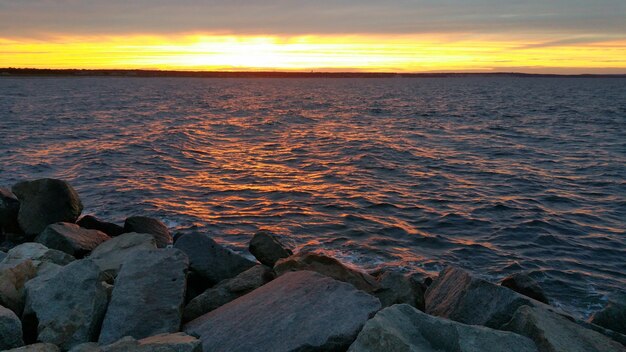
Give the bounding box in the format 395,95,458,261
2,68,626,78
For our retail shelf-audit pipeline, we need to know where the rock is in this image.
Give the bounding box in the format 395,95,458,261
501,273,550,304
374,271,425,310
274,252,380,293
0,260,36,314
123,216,172,248
87,232,156,277
348,304,538,352
36,223,110,258
12,179,83,235
502,305,625,352
0,250,5,261
71,333,201,352
0,304,24,350
248,231,292,266
0,188,22,235
23,260,108,350
174,233,255,286
77,215,124,238
0,242,75,270
183,264,274,322
99,248,188,345
4,343,61,352
590,292,626,335
425,266,550,328
185,270,381,352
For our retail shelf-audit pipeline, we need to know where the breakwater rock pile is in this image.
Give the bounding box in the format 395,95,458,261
0,178,625,352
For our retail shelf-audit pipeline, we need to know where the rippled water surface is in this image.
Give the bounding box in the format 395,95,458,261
1,76,625,316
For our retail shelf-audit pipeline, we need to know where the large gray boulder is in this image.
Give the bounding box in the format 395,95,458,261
183,264,274,322
12,179,83,235
502,305,625,352
248,231,292,266
36,223,110,258
425,267,549,328
590,292,626,335
0,260,36,314
174,233,255,286
23,260,108,350
77,215,124,237
374,271,425,310
99,248,189,345
348,304,537,352
4,343,60,352
70,333,202,352
500,273,549,304
274,252,380,293
0,242,75,270
0,187,21,235
123,216,172,248
0,304,24,350
185,270,381,352
87,232,156,277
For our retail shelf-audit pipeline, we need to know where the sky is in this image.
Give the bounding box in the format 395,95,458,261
1,0,625,73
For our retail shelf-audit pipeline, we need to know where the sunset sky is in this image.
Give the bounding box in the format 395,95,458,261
1,0,625,73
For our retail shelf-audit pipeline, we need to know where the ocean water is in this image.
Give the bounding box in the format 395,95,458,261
1,76,625,317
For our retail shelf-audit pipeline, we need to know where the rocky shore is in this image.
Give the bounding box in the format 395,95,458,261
0,178,625,352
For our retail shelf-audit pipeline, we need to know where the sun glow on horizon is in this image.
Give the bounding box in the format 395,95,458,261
2,34,626,73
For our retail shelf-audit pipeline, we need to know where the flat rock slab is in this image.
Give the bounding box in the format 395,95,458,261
99,248,188,345
174,233,255,285
71,333,202,352
123,216,172,248
426,266,548,328
185,270,381,352
0,304,24,350
88,232,156,277
23,259,108,350
12,179,83,235
36,223,110,258
348,304,537,352
0,242,75,270
502,305,626,352
5,343,61,352
274,252,380,293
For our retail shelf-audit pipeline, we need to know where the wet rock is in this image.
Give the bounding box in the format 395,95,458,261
123,216,172,248
174,232,255,286
23,260,108,350
374,271,425,310
99,248,188,344
248,231,292,266
348,304,538,352
185,270,381,352
501,273,549,304
12,179,83,235
502,305,625,352
0,188,22,235
0,304,24,350
425,266,550,328
72,333,202,352
590,292,626,335
183,264,274,322
4,343,60,352
274,252,380,293
87,232,156,277
36,223,110,258
77,215,124,238
0,242,74,270
0,260,36,314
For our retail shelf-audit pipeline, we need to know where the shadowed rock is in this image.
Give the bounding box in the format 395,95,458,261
185,270,381,352
99,248,188,345
0,188,21,235
248,231,292,266
0,260,36,314
501,273,549,304
0,304,24,350
36,223,110,258
123,216,172,248
274,252,380,293
174,232,255,286
12,179,83,235
590,292,626,335
70,333,202,352
77,215,124,237
4,343,60,351
374,271,425,310
502,305,625,352
23,260,108,350
348,304,538,352
87,232,156,277
183,264,274,322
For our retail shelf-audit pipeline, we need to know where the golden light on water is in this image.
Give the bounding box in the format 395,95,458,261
2,34,626,73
